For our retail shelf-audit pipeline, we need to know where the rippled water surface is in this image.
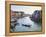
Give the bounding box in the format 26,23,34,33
12,17,42,32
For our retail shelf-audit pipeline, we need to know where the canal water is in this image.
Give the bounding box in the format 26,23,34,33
13,16,42,32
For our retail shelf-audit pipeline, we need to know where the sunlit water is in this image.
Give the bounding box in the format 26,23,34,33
11,16,41,32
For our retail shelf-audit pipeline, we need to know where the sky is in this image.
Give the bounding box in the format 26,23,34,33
11,5,41,14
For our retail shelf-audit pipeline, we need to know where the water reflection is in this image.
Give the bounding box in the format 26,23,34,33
11,16,41,32
10,10,42,32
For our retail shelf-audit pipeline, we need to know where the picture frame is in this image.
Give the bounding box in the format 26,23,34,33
5,1,45,36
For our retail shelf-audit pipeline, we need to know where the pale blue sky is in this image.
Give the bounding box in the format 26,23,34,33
11,5,41,14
